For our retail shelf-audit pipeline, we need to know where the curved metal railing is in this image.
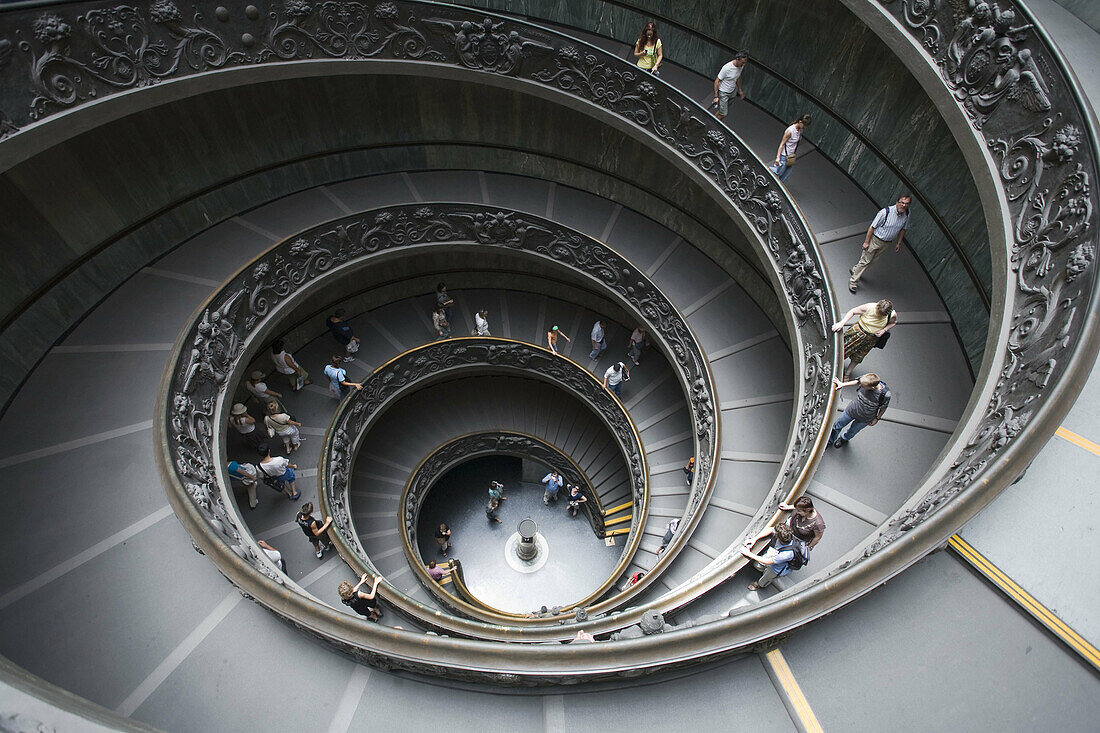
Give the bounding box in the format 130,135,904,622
158,197,740,641
326,367,634,623
111,0,843,675
402,430,605,548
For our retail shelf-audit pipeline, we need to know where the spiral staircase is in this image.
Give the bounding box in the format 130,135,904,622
0,1,1097,731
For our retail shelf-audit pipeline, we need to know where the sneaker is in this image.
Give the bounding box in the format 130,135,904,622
543,497,549,505
832,437,848,448
343,356,355,362
848,283,857,293
325,542,334,552
315,548,324,558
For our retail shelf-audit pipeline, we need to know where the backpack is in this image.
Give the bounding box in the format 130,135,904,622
779,538,810,570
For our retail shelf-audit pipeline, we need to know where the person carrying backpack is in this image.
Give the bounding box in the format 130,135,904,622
741,523,807,591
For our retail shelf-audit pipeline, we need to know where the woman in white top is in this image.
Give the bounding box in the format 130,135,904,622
227,460,260,509
264,401,302,454
771,114,812,183
245,371,282,409
229,403,265,449
628,327,647,365
270,339,310,392
475,309,491,336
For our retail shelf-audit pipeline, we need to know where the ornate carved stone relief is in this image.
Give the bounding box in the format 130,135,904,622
855,1,1097,556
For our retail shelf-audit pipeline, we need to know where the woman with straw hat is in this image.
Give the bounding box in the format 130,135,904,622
228,403,265,450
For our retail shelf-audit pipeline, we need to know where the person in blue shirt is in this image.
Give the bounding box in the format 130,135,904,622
541,471,563,505
741,523,797,591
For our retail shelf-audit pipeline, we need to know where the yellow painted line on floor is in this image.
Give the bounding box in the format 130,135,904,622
949,535,1100,671
762,649,824,733
1055,426,1100,458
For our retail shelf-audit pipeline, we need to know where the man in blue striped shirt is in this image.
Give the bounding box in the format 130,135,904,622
849,194,911,293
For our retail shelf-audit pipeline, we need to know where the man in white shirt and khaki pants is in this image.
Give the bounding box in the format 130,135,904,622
849,194,911,293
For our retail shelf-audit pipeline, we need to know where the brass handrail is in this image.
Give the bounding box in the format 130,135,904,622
398,431,613,618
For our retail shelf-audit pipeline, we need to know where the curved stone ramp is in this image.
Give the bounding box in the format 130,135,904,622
231,276,692,612
517,22,976,613
351,376,630,612
196,171,798,612
0,141,1072,733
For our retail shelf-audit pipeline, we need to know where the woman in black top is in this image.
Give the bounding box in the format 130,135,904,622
567,485,587,517
296,502,334,559
339,573,383,621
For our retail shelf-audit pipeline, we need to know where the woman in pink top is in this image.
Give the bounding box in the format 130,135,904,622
771,114,812,183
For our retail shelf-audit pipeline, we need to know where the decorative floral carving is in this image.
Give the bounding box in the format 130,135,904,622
858,0,1097,563
17,4,244,119
150,1,182,24
424,17,553,75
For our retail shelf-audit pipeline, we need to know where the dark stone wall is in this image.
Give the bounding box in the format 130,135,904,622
0,72,780,410
453,0,992,370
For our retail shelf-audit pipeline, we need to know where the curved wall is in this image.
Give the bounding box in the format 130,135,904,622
0,71,783,410
453,0,993,369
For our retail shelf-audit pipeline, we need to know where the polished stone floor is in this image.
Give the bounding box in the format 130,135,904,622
416,457,620,613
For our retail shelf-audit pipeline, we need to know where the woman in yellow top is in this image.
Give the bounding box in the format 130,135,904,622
831,299,898,378
634,22,663,74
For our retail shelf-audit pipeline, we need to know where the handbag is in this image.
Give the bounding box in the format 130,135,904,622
258,462,285,491
874,331,891,349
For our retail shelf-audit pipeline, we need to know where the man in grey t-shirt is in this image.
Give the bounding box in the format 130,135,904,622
712,52,748,119
829,373,891,447
589,320,606,360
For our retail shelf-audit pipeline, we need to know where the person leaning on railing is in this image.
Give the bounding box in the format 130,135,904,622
741,523,799,591
831,299,898,379
745,496,825,552
829,374,891,449
426,561,453,582
339,573,383,622
324,354,363,399
296,502,333,559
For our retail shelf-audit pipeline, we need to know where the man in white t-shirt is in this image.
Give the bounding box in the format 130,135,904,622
713,52,749,119
603,361,631,397
257,539,287,572
475,309,491,336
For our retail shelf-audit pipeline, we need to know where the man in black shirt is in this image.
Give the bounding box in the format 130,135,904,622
829,373,891,448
